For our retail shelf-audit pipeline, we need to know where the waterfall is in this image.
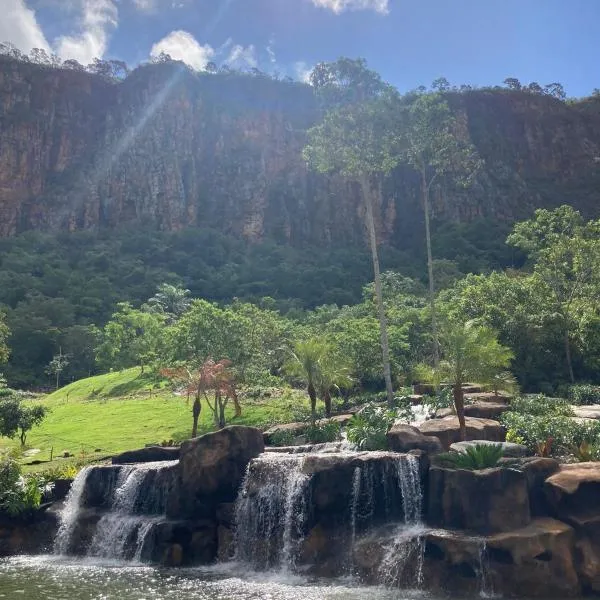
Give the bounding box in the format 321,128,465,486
54,466,92,555
234,451,424,577
234,453,309,571
378,453,426,588
53,460,178,561
478,539,493,597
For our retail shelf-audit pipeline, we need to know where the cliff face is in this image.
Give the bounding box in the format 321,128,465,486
1,57,599,246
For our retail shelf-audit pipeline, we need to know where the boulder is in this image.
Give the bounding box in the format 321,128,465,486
541,463,600,592
464,391,512,405
434,408,454,419
170,426,264,519
450,440,530,458
263,422,307,444
112,446,180,464
423,518,580,598
317,413,355,426
545,462,600,516
418,416,505,450
0,509,60,556
427,465,530,534
387,423,444,454
462,384,483,394
572,405,600,420
463,402,509,420
517,457,560,516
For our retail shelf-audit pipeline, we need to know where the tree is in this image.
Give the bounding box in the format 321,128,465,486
507,206,600,383
544,82,566,100
46,348,69,389
146,283,191,322
0,393,48,446
316,353,353,417
283,338,333,424
304,58,399,407
420,319,513,440
431,77,450,92
0,311,9,365
164,359,240,434
398,93,481,370
167,299,252,373
96,303,165,373
503,77,522,91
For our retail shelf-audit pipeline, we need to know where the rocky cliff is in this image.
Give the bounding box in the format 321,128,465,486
1,56,599,245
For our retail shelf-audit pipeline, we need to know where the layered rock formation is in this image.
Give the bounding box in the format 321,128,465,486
1,56,600,246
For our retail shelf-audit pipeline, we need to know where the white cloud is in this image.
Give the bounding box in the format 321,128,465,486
0,0,51,54
150,30,215,71
55,0,118,65
226,44,257,69
266,37,276,65
310,0,389,14
131,0,189,12
294,61,312,83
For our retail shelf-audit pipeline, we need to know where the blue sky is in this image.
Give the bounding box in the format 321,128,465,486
3,0,599,96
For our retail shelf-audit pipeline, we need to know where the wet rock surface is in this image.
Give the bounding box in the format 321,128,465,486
428,465,531,534
418,416,505,450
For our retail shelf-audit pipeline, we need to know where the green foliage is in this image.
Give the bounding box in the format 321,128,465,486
438,444,504,470
0,388,48,446
569,384,600,406
0,457,53,516
346,403,395,450
0,311,9,365
502,394,600,456
422,388,454,415
268,429,297,447
96,303,165,373
305,421,341,444
572,441,600,462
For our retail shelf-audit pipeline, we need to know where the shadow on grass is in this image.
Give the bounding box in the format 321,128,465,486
107,372,159,398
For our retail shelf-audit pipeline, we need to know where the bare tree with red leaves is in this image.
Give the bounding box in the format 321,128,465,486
161,358,240,437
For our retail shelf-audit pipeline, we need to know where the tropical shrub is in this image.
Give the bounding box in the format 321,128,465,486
346,403,396,451
572,441,600,462
305,421,341,444
269,429,297,447
437,443,504,470
502,394,600,456
0,457,54,517
569,384,600,406
421,387,453,416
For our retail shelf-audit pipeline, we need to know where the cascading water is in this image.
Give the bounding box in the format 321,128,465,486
234,449,424,577
377,453,426,589
54,466,93,555
54,460,178,561
234,453,309,571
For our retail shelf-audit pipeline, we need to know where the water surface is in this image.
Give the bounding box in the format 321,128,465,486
0,556,435,600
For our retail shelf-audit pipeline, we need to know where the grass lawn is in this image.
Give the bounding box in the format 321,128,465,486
0,368,309,473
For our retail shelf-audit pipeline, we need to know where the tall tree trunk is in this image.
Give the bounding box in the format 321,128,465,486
191,394,201,438
360,175,394,408
56,371,60,390
453,383,467,441
308,381,317,425
422,170,439,371
565,328,575,384
323,389,332,418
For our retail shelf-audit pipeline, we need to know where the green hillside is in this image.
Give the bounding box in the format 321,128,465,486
0,368,307,472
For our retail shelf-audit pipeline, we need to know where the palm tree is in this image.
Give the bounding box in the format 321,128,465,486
317,354,354,417
418,319,513,441
147,283,191,321
283,339,332,425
